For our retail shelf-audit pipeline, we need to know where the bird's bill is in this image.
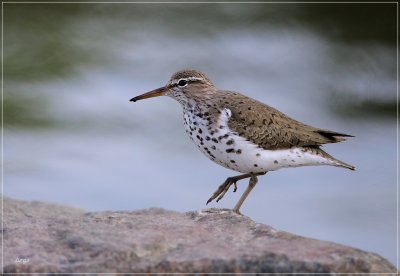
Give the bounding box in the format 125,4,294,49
130,86,167,102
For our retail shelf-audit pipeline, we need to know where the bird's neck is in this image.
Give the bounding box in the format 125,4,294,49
182,100,209,115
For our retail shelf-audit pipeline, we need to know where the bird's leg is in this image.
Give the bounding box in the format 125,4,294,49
232,172,267,214
206,172,266,206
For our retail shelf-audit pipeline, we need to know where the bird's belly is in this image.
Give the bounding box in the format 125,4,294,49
183,112,334,174
184,111,333,173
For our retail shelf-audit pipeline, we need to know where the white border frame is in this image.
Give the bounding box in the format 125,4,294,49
1,1,398,274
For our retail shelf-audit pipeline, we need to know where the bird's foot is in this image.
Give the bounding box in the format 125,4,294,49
206,172,267,209
206,175,245,205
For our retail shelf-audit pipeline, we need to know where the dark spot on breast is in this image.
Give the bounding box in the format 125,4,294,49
218,135,227,141
219,125,224,129
256,153,260,157
236,149,242,154
248,107,252,110
226,139,234,145
212,138,218,143
226,148,235,153
205,136,210,141
230,160,236,163
211,145,216,150
198,128,202,134
274,160,278,164
291,160,295,162
254,164,258,167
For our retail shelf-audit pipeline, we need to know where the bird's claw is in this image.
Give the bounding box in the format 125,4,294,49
233,182,238,192
206,177,238,204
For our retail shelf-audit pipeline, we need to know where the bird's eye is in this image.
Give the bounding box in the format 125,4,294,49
178,79,188,87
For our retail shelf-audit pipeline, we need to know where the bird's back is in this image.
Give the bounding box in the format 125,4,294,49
215,90,353,151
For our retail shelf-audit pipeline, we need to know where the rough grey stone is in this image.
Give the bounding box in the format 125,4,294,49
2,197,396,274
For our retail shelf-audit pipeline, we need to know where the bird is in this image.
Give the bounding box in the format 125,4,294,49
130,69,355,214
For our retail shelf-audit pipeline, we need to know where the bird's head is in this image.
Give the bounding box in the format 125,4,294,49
130,69,216,104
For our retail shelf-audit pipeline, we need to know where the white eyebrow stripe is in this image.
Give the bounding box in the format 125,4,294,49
170,77,204,86
187,77,203,82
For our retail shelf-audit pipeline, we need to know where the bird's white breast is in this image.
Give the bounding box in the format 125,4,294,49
183,107,335,174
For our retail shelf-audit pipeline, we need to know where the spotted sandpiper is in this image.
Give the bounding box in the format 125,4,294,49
130,70,355,214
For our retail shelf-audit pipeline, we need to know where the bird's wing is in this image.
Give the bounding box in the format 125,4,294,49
217,91,353,150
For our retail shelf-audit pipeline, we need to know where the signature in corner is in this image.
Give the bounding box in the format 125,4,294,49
15,257,30,264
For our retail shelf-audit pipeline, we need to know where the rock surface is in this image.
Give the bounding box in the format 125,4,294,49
2,197,396,274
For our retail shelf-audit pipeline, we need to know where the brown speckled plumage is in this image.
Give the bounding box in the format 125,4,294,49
213,91,353,150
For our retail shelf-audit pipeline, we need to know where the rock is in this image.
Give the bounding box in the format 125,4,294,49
2,197,396,274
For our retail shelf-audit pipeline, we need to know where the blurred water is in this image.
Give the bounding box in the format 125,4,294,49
3,3,397,268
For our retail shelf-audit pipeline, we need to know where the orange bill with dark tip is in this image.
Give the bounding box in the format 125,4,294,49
130,86,167,102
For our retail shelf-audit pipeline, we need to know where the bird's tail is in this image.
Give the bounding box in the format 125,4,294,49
316,129,355,143
317,148,355,171
333,158,356,171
